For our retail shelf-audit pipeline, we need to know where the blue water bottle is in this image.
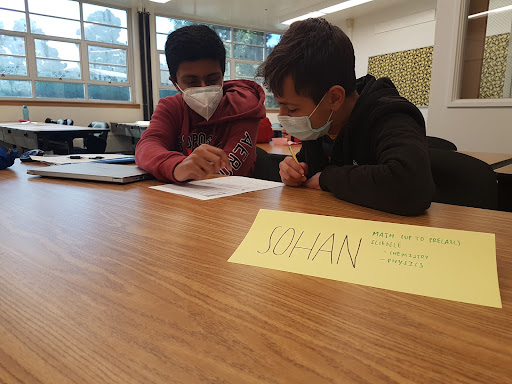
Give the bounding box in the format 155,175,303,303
22,105,30,120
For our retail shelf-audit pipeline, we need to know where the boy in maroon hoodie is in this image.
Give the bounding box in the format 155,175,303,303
135,25,266,182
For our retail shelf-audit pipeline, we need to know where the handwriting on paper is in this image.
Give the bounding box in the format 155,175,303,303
254,226,463,271
229,210,501,307
257,226,362,267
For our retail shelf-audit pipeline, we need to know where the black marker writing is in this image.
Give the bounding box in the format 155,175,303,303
257,226,363,268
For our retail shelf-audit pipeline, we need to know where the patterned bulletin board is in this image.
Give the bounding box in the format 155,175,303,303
480,33,510,99
368,33,510,105
368,46,433,106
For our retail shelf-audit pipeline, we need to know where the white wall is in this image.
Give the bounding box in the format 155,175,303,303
267,112,279,125
0,105,143,127
427,0,512,153
347,1,437,126
349,1,437,79
486,0,512,36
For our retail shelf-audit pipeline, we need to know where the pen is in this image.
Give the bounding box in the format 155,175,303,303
288,146,299,164
68,155,104,160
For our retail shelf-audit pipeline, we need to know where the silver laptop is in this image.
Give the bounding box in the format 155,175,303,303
27,163,152,184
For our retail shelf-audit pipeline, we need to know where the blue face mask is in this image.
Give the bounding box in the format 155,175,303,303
277,92,333,141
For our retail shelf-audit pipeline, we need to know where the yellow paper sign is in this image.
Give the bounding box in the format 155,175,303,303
229,210,501,308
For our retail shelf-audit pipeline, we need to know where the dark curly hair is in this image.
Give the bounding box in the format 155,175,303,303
257,18,356,104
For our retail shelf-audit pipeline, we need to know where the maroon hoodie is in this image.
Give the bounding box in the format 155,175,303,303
135,79,266,182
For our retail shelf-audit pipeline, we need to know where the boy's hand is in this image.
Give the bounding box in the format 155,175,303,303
304,172,321,189
279,156,308,186
174,144,232,182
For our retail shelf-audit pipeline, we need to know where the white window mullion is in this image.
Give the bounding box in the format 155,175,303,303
26,35,36,97
82,41,89,99
229,26,235,80
126,11,134,99
79,1,88,99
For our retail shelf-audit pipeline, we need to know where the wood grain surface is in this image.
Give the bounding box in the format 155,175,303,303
459,151,512,168
496,164,512,175
1,160,511,384
257,142,302,156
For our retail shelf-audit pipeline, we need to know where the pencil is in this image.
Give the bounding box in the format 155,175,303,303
288,146,299,164
288,146,304,177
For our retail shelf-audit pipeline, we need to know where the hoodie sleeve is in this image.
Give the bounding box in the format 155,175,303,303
135,97,187,182
318,112,435,216
219,118,261,176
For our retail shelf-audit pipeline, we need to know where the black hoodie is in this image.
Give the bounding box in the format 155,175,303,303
297,75,435,216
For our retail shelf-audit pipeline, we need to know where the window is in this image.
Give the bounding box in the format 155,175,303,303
459,0,512,99
154,16,281,109
0,0,132,102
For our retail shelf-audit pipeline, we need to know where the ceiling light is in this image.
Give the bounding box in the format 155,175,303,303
320,0,374,14
282,11,328,25
468,5,512,19
282,0,374,25
150,0,172,3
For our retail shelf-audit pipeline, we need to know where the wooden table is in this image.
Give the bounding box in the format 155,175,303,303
495,163,512,175
258,141,302,155
1,161,511,384
0,122,109,154
459,151,512,170
495,164,512,212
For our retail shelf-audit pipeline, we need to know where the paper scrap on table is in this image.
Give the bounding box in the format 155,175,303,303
30,154,134,165
229,209,501,308
150,176,283,200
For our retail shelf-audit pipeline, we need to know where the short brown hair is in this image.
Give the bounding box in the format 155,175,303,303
258,18,356,104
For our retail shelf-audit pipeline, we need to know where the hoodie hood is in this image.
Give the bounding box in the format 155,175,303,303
332,74,426,167
348,74,425,134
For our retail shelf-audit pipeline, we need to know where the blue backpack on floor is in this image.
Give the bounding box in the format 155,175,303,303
0,146,18,170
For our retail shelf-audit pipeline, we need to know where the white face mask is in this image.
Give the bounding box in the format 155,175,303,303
277,93,333,141
177,84,223,121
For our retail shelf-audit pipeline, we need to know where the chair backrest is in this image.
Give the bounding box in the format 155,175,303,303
57,118,73,125
427,136,457,151
429,148,498,210
88,121,109,129
254,146,285,182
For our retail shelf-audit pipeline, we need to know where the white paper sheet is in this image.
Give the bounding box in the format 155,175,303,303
150,176,283,200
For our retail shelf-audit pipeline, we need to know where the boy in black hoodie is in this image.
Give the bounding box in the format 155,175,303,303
257,18,434,216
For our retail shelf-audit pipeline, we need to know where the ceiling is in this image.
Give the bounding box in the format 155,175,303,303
95,0,436,32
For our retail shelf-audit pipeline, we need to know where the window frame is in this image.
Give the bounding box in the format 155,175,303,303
0,0,135,103
448,0,512,108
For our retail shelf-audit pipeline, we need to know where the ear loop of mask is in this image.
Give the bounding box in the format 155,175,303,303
309,91,333,129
